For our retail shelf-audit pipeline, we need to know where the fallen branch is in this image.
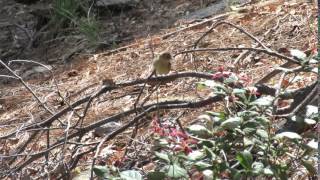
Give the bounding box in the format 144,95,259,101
193,21,269,50
175,47,300,65
0,71,214,139
8,94,224,175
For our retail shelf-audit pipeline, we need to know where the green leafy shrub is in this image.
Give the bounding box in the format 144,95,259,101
52,0,100,43
151,67,317,179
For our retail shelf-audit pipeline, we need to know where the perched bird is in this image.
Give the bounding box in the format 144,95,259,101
134,51,172,110
152,52,172,75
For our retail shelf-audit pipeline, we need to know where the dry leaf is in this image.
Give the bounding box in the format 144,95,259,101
281,79,290,88
67,70,79,77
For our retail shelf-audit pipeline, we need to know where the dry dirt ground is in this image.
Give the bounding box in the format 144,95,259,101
0,0,317,178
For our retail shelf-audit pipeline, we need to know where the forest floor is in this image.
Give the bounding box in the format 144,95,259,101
0,0,317,178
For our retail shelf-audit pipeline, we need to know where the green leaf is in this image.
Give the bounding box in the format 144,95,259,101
275,132,302,140
204,80,219,87
93,166,109,178
233,88,246,94
206,111,226,125
257,151,264,156
255,116,270,126
289,49,307,60
243,137,254,146
263,167,274,175
206,111,226,119
235,128,245,135
212,117,222,126
100,145,115,158
72,169,91,180
202,169,214,180
304,118,316,125
309,58,318,64
301,160,317,175
120,170,143,180
257,144,267,151
153,138,169,151
196,82,207,90
197,114,212,122
213,90,227,96
271,163,289,180
194,161,212,170
235,98,247,107
236,150,253,170
230,168,242,180
188,124,212,138
244,119,260,127
155,152,170,163
221,117,241,129
187,150,206,161
238,111,259,118
306,139,317,150
251,96,274,106
243,127,256,134
147,171,166,180
158,138,169,146
166,164,188,178
224,74,238,84
204,80,227,90
256,129,268,140
200,140,215,148
252,162,264,174
306,104,317,116
203,146,217,160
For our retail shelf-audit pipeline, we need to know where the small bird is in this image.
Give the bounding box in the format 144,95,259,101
133,51,172,111
152,52,172,75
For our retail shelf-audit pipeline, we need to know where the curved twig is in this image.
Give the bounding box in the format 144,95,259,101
193,21,270,50
175,47,300,65
0,71,214,139
0,60,55,116
9,94,224,174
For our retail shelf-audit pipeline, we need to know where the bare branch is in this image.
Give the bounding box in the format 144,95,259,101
175,47,300,65
193,21,270,50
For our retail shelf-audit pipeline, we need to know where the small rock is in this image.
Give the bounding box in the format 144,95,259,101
93,122,122,137
21,65,52,79
183,0,229,20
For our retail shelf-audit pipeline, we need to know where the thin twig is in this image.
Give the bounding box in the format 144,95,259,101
10,95,225,174
133,72,155,114
0,60,55,116
0,59,57,169
9,59,82,119
0,71,223,140
162,13,230,40
175,47,300,65
272,72,287,115
174,111,187,133
275,84,317,117
256,61,295,84
0,74,18,79
193,21,269,50
232,14,289,67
